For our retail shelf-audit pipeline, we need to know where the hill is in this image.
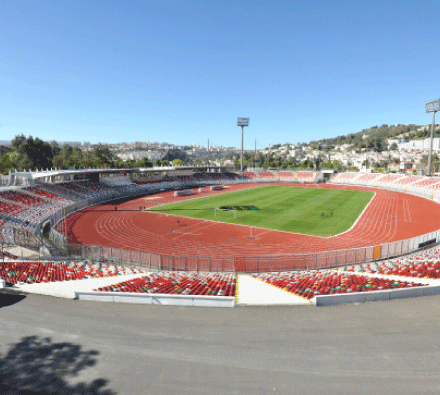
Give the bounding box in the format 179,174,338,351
307,124,440,152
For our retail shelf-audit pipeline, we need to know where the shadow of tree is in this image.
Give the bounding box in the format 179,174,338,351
0,336,115,395
0,289,26,308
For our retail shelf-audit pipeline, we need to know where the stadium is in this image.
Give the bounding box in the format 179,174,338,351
2,167,440,307
4,1,440,392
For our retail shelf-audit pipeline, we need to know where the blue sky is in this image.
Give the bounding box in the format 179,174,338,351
1,0,440,148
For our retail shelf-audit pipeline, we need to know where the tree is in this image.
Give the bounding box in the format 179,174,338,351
137,157,153,168
11,134,27,151
172,159,184,166
124,159,137,168
11,135,54,171
390,142,398,151
52,145,85,169
0,154,13,175
50,140,61,157
92,144,114,166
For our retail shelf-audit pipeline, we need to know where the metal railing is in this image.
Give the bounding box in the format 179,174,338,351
4,177,440,272
40,219,440,273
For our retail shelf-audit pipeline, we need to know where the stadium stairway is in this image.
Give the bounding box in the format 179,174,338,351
235,274,313,306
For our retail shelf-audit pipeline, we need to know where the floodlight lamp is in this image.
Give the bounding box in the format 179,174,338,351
237,117,249,127
425,99,440,113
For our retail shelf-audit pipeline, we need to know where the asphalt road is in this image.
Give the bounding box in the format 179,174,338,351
1,291,440,395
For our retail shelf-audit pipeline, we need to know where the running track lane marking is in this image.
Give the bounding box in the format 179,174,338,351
403,198,412,222
68,184,440,258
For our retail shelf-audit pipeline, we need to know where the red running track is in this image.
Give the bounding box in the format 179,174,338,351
59,183,440,257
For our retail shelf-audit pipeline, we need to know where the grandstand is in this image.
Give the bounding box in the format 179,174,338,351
296,171,317,183
1,167,440,277
331,172,361,184
1,165,440,307
96,272,235,296
252,270,425,300
278,171,296,181
0,260,144,285
345,248,440,279
393,175,424,188
259,171,276,180
241,172,257,179
351,173,383,185
375,173,405,186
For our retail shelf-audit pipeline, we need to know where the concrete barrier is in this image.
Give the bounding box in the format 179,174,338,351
315,285,440,307
75,291,235,308
0,279,5,288
174,189,194,197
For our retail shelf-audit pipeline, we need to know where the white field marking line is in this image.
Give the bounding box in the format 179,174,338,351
123,217,207,253
98,208,204,248
326,192,386,246
380,195,394,241
327,191,377,239
95,212,145,250
379,196,394,240
252,228,273,239
142,182,307,211
104,212,177,250
373,194,397,242
143,184,257,210
120,212,228,253
392,195,399,237
172,216,219,233
145,185,376,240
94,211,119,240
170,222,216,239
95,206,360,253
378,195,398,242
171,231,202,236
361,194,394,242
147,208,329,240
404,199,412,222
358,194,395,244
83,185,386,255
402,197,409,222
369,195,396,243
360,194,390,241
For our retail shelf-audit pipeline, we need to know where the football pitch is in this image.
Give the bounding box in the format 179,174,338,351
147,186,374,237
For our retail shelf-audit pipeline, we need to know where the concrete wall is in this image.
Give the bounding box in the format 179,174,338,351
75,291,235,308
315,285,440,307
174,189,194,197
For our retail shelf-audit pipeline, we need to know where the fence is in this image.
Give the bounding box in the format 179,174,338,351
39,238,237,272
5,178,440,272
231,229,440,272
37,227,440,273
0,226,43,250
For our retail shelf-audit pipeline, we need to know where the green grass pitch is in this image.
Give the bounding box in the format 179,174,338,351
147,186,374,237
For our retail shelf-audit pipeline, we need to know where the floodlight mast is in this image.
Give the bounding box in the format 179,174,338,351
237,118,249,172
425,99,440,176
